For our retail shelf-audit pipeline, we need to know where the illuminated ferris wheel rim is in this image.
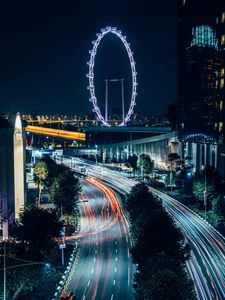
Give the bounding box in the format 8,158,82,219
87,26,138,127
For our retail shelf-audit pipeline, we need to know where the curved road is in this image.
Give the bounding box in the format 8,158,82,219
62,178,134,300
59,156,225,299
62,158,225,300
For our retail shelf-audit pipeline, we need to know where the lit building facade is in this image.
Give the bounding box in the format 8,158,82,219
178,0,225,174
0,113,25,239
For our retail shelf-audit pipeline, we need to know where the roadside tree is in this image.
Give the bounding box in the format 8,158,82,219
137,154,154,177
33,161,48,206
49,170,81,221
14,207,63,259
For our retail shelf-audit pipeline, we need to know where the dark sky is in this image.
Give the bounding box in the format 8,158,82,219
0,0,177,117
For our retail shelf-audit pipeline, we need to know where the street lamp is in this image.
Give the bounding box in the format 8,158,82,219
95,145,98,165
141,165,144,181
170,163,173,194
3,240,6,300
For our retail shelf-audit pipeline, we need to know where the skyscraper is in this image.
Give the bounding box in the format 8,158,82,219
177,0,225,174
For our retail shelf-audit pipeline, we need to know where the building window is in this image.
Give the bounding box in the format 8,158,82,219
220,78,224,89
182,0,186,5
219,122,223,132
190,25,218,49
215,123,218,130
220,100,223,110
219,68,225,77
222,12,225,23
221,34,225,46
219,134,224,144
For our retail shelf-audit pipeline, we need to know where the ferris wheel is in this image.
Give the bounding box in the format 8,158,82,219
87,26,138,127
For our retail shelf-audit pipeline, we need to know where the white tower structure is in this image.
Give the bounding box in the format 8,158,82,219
0,112,25,239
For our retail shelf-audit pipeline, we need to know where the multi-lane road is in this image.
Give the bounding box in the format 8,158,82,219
61,177,134,300
59,156,225,300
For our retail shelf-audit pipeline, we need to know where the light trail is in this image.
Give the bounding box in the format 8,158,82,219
25,125,86,141
63,157,225,300
61,177,134,299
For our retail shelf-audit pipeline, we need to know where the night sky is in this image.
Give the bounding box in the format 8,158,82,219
0,0,177,117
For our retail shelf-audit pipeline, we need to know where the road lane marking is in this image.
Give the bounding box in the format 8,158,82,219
128,265,130,287
91,268,94,274
111,294,114,300
115,249,118,253
94,257,96,263
113,279,116,285
115,257,117,261
87,280,91,286
95,250,97,254
115,267,117,273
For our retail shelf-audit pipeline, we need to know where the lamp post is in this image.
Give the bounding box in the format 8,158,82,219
95,145,98,165
3,240,6,300
170,163,173,194
141,165,144,181
59,227,66,266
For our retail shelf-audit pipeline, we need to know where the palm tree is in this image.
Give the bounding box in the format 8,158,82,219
33,161,48,207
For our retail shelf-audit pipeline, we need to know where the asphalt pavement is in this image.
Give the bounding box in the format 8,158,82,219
63,179,134,300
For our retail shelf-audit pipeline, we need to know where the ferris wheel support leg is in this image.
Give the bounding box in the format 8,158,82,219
105,79,109,122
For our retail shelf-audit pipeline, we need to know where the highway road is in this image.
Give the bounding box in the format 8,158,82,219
59,157,225,300
62,177,134,300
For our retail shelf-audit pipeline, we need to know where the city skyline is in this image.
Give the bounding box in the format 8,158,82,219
0,0,177,117
1,1,225,299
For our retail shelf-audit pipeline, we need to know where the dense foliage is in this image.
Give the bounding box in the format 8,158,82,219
0,207,64,299
13,207,63,259
137,154,154,176
126,155,138,171
49,170,81,217
125,183,196,299
43,156,81,220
